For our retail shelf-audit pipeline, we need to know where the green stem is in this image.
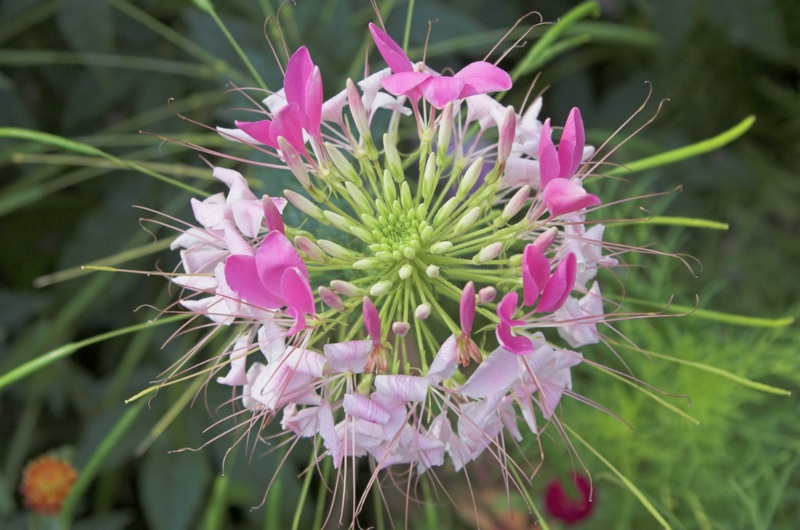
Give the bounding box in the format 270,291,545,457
621,296,794,328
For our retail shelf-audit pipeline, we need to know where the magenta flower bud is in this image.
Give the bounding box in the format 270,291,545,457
459,282,476,335
391,321,410,337
362,297,381,345
319,286,345,311
501,185,531,221
277,136,311,187
478,286,497,304
533,227,559,252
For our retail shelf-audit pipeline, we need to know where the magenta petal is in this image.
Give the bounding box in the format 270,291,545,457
496,321,534,355
303,66,323,138
536,253,577,313
262,196,284,234
497,292,526,326
460,281,476,335
255,231,308,301
284,46,314,111
235,119,277,149
224,254,283,309
454,61,512,98
270,104,306,153
558,107,585,179
419,75,465,109
369,23,413,74
537,119,561,188
281,266,315,317
522,244,551,306
362,297,381,345
382,71,430,97
543,178,601,218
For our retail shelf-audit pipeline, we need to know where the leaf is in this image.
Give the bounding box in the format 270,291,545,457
57,0,114,54
139,443,212,530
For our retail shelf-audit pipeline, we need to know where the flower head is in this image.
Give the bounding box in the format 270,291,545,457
20,454,77,516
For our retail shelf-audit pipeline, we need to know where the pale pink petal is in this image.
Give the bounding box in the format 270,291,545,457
465,93,503,129
522,244,551,306
537,119,561,188
190,196,228,230
257,322,286,362
536,253,577,313
427,335,458,383
343,392,390,424
498,395,522,442
217,334,251,386
542,178,601,218
317,402,341,466
281,404,320,437
555,281,603,347
234,119,277,149
374,375,428,402
558,107,585,179
454,61,512,98
321,89,347,123
459,347,519,398
357,67,392,111
213,167,257,202
216,126,259,145
502,156,540,188
323,340,371,373
369,23,413,73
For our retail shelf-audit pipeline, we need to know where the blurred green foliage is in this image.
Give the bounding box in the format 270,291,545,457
0,0,797,528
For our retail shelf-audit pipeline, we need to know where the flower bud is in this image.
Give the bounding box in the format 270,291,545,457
277,137,310,186
497,106,516,165
429,241,453,254
319,286,345,311
383,133,404,182
457,157,484,200
426,265,440,278
436,102,453,165
422,155,437,202
346,78,371,144
353,257,382,269
500,185,531,222
400,181,414,211
414,303,432,320
295,236,326,262
325,142,360,184
392,321,410,337
455,206,482,234
330,280,362,297
318,239,356,260
284,189,326,223
323,210,353,232
399,264,414,279
370,280,393,297
382,170,397,203
479,286,497,303
345,181,373,214
534,226,559,251
432,196,459,225
475,242,504,263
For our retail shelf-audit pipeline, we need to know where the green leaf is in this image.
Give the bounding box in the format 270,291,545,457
140,443,212,530
57,0,114,54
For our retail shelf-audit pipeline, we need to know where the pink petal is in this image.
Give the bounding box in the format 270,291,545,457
427,335,458,383
418,75,465,109
558,107,585,179
522,244,551,306
262,195,284,234
503,156,541,188
459,281,476,335
497,292,525,326
343,392,390,424
317,402,341,466
234,119,277,149
270,103,306,153
281,266,315,317
323,340,372,373
374,375,428,402
381,71,429,98
214,167,257,202
303,66,322,138
459,347,518,398
369,23,413,74
255,231,308,295
283,47,314,112
362,297,381,345
536,253,577,313
496,320,534,355
537,118,561,188
224,254,282,309
454,61,512,98
542,178,601,218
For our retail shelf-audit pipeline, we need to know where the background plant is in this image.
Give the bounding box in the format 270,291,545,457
0,0,797,528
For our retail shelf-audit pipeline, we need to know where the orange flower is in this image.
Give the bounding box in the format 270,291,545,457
20,455,77,515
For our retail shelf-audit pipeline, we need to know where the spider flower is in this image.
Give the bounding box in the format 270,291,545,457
156,22,643,523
